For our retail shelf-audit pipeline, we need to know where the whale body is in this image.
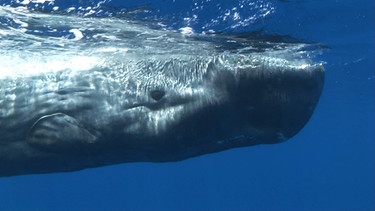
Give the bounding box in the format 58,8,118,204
0,6,324,176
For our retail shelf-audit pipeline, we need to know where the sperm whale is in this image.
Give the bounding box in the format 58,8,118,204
0,6,324,176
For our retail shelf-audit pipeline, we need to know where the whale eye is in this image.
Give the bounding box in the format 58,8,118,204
150,90,165,101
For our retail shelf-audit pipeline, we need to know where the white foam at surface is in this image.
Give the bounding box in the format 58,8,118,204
19,0,55,4
69,29,84,40
179,27,194,35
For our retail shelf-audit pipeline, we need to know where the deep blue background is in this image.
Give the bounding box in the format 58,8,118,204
0,0,374,210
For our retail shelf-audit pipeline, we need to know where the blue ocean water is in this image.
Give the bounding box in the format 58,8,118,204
0,0,374,210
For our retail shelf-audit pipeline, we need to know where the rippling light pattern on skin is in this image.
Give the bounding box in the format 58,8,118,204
0,5,316,79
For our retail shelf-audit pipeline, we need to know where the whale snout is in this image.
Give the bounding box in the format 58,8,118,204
233,63,325,144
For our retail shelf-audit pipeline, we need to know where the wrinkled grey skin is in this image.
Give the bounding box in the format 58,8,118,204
0,53,324,177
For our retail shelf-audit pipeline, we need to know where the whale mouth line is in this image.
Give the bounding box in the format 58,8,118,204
124,97,201,112
125,103,182,111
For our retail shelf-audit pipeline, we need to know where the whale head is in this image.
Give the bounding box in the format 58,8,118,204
76,54,324,163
